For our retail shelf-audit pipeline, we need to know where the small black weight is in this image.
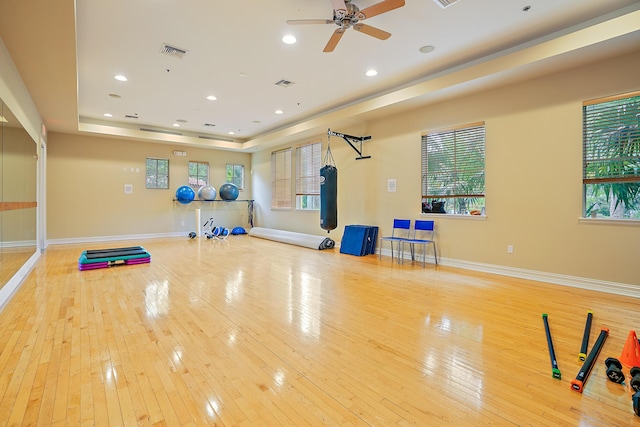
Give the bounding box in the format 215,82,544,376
630,366,640,392
633,391,640,417
188,232,196,239
604,357,625,384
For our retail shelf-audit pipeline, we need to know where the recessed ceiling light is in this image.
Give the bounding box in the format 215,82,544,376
103,113,113,117
282,34,297,45
419,45,435,54
206,95,217,101
275,109,284,115
228,131,235,135
114,74,128,82
173,123,181,127
365,69,378,77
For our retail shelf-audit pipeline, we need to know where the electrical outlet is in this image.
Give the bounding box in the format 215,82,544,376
507,245,514,254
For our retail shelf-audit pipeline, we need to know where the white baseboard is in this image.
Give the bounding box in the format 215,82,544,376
46,232,184,246
378,247,639,299
0,240,37,248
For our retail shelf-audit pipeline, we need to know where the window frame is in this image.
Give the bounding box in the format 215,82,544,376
421,121,486,215
226,163,245,191
295,141,321,211
582,91,640,220
188,160,209,187
145,157,169,189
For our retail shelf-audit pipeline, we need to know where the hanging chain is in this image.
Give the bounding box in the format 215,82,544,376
324,128,336,166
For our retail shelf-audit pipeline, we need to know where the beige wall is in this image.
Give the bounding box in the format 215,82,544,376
47,134,252,239
45,51,639,286
252,51,640,286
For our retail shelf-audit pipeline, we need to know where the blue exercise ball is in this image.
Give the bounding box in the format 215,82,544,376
219,183,239,201
175,185,195,204
197,185,217,201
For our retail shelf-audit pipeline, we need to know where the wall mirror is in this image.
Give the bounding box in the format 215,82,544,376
0,97,38,289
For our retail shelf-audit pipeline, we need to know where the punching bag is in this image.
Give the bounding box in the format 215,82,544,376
320,164,338,232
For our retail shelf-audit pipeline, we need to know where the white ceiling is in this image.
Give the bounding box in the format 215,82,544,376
2,0,640,152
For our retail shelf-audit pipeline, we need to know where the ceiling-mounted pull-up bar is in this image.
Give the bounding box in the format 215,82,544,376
327,128,371,160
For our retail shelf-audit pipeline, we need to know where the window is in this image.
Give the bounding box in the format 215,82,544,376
421,122,485,214
146,158,169,189
296,142,321,210
271,148,292,209
583,92,640,219
226,164,245,190
188,161,209,187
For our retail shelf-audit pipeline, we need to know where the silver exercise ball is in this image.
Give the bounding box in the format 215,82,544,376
197,185,217,201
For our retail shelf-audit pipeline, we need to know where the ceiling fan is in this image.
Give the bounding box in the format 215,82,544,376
286,0,405,53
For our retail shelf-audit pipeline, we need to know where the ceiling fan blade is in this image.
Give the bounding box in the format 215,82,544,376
323,28,345,53
352,23,391,40
287,19,334,25
357,0,405,20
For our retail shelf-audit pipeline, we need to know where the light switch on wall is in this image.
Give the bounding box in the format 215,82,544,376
124,184,133,194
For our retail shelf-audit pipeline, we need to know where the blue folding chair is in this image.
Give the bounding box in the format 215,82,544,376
379,219,411,263
402,220,437,267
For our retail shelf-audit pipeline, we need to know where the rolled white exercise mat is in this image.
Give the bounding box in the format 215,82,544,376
248,227,335,250
195,208,201,237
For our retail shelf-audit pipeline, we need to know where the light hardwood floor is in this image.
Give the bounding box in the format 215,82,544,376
0,236,638,426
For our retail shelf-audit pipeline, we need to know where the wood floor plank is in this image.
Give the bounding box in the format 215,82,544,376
0,236,638,426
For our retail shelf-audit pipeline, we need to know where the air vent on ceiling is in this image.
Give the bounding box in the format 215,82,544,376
203,123,216,127
160,43,187,58
199,135,236,143
433,0,459,9
140,127,183,136
124,115,138,119
275,79,294,88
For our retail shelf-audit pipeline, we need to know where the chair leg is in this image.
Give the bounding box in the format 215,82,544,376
433,243,438,265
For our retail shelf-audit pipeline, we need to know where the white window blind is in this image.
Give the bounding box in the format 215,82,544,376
271,148,292,209
583,92,640,185
296,142,321,210
421,122,485,214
